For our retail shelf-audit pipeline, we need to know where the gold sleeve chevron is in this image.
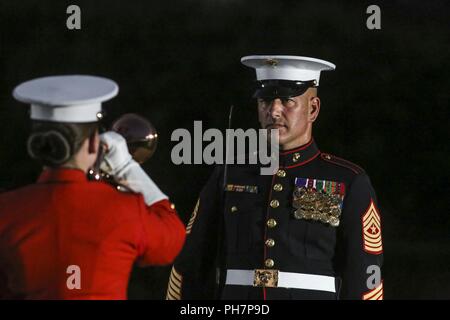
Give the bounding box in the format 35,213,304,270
363,281,383,300
166,266,183,300
362,200,383,255
186,199,200,235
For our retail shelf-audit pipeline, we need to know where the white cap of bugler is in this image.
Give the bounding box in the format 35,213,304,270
241,55,336,85
13,75,119,123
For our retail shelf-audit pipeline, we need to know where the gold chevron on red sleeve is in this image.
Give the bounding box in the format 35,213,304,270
166,266,183,300
186,199,200,235
362,200,383,254
363,281,383,300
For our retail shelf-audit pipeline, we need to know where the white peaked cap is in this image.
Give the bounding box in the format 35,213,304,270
13,75,119,123
241,55,336,85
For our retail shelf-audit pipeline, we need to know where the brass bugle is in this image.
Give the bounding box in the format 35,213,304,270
111,113,158,164
88,113,158,184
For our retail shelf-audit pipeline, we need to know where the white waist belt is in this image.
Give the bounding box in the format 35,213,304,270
226,269,336,293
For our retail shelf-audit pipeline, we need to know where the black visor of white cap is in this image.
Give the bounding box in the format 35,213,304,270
253,79,317,99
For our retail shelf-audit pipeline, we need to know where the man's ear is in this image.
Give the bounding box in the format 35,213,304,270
88,131,99,154
309,96,321,122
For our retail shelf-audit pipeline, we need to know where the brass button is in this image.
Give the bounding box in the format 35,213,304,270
273,184,283,192
230,206,238,213
267,218,277,228
276,169,286,177
265,238,275,247
293,153,301,162
264,258,275,268
170,203,176,210
269,200,279,208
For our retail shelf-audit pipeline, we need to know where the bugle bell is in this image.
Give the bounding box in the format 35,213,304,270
88,113,158,183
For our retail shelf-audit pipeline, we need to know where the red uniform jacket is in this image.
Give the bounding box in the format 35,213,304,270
0,168,186,299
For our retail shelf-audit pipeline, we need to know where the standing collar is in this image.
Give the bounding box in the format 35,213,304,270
279,138,320,169
37,168,88,183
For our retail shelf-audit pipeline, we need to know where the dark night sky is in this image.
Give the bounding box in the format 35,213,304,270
0,0,449,299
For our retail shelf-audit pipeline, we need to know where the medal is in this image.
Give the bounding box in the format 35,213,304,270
292,178,345,227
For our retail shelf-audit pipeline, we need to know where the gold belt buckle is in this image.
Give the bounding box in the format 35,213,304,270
253,269,279,288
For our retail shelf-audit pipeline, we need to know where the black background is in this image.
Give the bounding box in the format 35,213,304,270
0,0,448,299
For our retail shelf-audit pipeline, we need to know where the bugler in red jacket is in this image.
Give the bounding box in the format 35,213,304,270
0,168,186,299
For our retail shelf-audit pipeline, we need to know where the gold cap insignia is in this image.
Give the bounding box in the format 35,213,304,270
265,58,279,67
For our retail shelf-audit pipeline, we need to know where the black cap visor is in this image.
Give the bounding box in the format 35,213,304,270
253,80,317,99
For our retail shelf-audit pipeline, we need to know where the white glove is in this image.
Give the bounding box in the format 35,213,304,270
99,131,168,206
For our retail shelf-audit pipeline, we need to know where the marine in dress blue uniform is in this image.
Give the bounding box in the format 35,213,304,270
167,56,383,300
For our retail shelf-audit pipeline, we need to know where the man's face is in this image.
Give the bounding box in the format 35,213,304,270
257,88,320,150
